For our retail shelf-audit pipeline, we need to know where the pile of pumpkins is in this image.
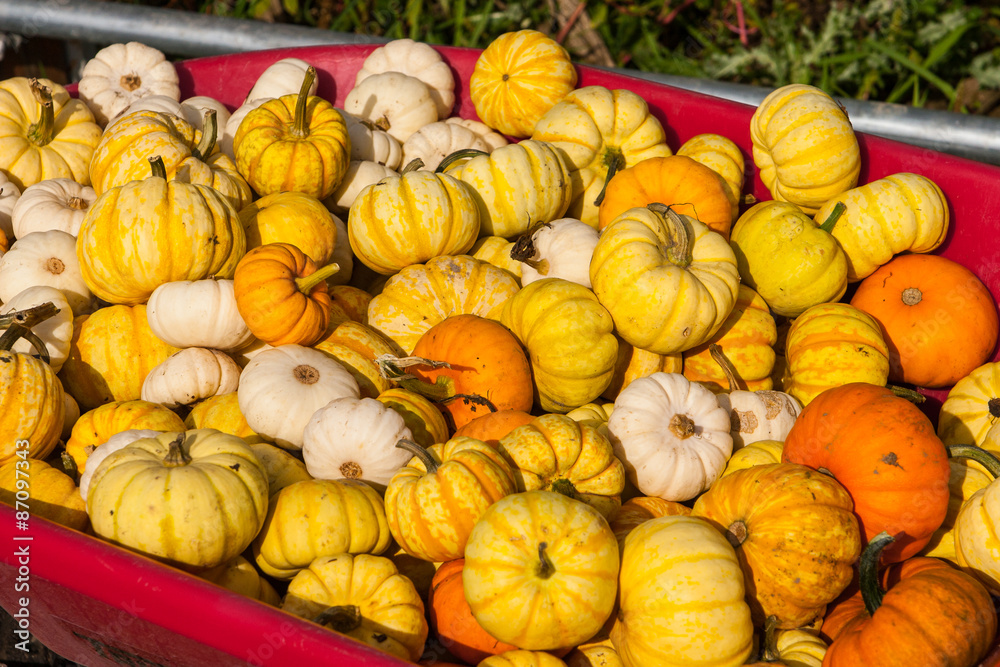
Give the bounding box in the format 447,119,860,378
1,29,1000,667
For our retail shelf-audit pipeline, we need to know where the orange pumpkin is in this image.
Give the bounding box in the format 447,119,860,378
782,383,950,563
850,254,999,388
454,409,537,445
233,243,341,347
596,155,737,238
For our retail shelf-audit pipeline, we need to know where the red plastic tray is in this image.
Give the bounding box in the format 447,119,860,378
4,44,1000,666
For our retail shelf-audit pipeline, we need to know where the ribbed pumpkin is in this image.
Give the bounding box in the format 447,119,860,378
601,341,683,401
607,496,692,554
65,399,186,471
184,392,262,444
453,409,536,446
238,190,340,266
953,445,1000,593
937,361,1000,447
77,156,246,305
676,133,745,206
314,320,403,398
248,441,312,500
376,388,450,448
720,439,785,477
0,457,87,531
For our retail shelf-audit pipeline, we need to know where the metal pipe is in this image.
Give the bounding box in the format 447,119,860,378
3,0,1000,164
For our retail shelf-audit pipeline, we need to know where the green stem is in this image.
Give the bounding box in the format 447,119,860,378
709,344,742,392
818,201,847,233
859,531,894,617
26,79,54,147
887,384,926,404
395,438,439,474
948,444,1000,479
295,263,340,294
400,158,425,174
0,302,59,362
593,149,625,207
536,542,556,579
649,203,694,268
550,477,579,500
148,156,168,180
436,148,489,173
292,66,317,139
191,109,218,161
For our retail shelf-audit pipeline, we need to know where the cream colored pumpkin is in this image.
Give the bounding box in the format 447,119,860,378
0,286,74,373
77,41,181,126
146,278,253,351
111,94,232,133
445,117,509,151
0,230,93,315
11,179,96,238
78,428,160,501
244,57,317,103
222,98,271,160
343,72,438,143
402,121,491,172
341,112,404,170
323,160,397,218
607,372,733,501
0,171,21,241
237,344,361,450
517,218,599,288
356,39,455,119
140,348,242,408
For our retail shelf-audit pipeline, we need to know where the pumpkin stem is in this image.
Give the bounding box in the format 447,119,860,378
760,615,781,662
375,354,452,382
536,542,556,579
818,202,846,233
741,193,758,206
709,344,744,392
593,149,625,207
295,263,340,295
901,287,923,306
886,384,925,404
59,451,79,483
436,148,489,173
510,221,553,274
26,79,55,147
191,109,218,161
990,397,1000,419
440,392,498,415
162,433,192,467
725,519,749,549
550,477,579,500
650,203,694,268
314,604,362,633
948,444,1000,479
0,302,59,362
148,155,168,180
395,438,439,474
859,531,894,617
67,196,88,211
291,66,317,139
668,413,696,439
401,158,425,174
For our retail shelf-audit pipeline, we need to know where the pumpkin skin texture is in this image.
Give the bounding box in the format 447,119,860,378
0,458,87,531
247,441,311,500
314,320,403,399
65,399,186,471
281,553,428,662
919,457,992,562
611,515,754,667
937,361,1000,447
454,409,536,446
720,439,784,477
463,490,619,651
676,133,746,206
238,191,340,266
597,155,737,237
750,83,860,214
607,496,692,554
86,429,268,571
850,254,999,388
184,392,262,444
601,341,683,400
591,206,740,355
499,278,619,413
782,383,950,563
199,555,281,607
480,651,570,667
253,477,391,580
376,388,450,448
692,462,861,628
0,341,65,468
470,29,578,139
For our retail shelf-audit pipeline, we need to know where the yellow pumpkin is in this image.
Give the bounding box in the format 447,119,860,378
281,553,428,662
314,320,403,398
199,555,282,607
676,133,746,205
0,457,87,531
65,399,186,471
480,650,570,667
601,340,683,400
920,456,992,563
937,362,1000,447
463,490,619,650
953,446,1000,593
499,278,618,412
531,86,673,227
470,29,578,138
86,429,269,571
470,235,522,280
239,191,340,266
184,392,263,444
0,77,101,190
750,83,860,214
590,204,739,355
376,387,450,448
77,156,246,305
248,441,312,500
720,439,785,478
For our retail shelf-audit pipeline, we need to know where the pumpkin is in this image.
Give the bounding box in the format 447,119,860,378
233,243,342,347
199,555,281,607
597,155,737,238
607,372,733,502
730,200,848,318
324,160,398,218
463,490,619,650
65,399,186,472
140,348,242,408
919,452,993,563
446,117,509,150
453,409,536,446
242,57,317,103
77,429,160,502
676,133,745,206
356,38,455,119
0,171,21,240
328,284,372,324
58,304,180,411
281,553,428,662
470,235,522,280
499,278,619,413
531,86,673,227
0,229,93,316
591,204,740,355
470,29,577,138
301,396,414,492
341,112,404,169
11,178,96,238
248,441,311,499
234,66,350,199
146,278,254,351
610,515,754,667
253,478,391,579
239,191,340,267
497,414,626,519
821,532,996,667
402,121,491,172
782,383,951,563
565,645,623,667
0,457,88,531
720,439,785,478
77,155,246,305
937,361,1000,447
86,429,269,570
0,285,74,373
480,651,569,667
77,41,180,126
377,387,450,449
692,462,861,628
0,77,101,190
953,445,1000,593
367,255,520,355
237,343,360,450
750,83,860,214
607,496,692,554
782,302,891,406
385,436,517,562
184,392,263,444
601,340,683,401
512,218,599,289
344,72,438,143
850,254,999,388
348,168,480,275
314,319,403,399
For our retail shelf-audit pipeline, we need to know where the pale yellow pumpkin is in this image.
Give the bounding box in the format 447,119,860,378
937,362,1000,447
239,191,339,267
65,399,186,471
676,133,745,205
0,455,86,530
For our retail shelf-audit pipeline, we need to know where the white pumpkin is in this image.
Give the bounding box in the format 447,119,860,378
401,121,491,172
229,337,273,369
109,94,182,126
323,160,397,219
0,230,93,315
343,72,438,143
222,98,273,160
607,372,733,501
0,172,22,241
356,38,456,119
326,212,354,286
444,117,509,151
0,286,74,373
111,94,231,132
140,347,243,409
340,111,404,170
62,392,80,441
244,57,317,104
302,397,413,493
146,278,254,351
237,344,361,450
11,178,96,238
78,429,161,501
517,218,600,288
77,41,181,126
